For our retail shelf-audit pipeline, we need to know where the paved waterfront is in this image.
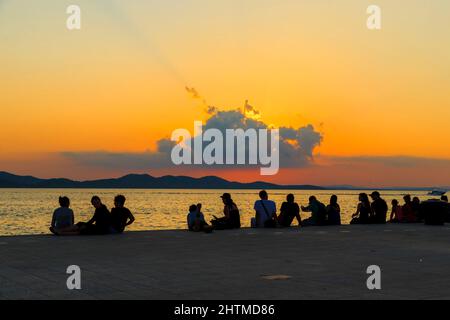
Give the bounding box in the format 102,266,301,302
1,224,450,299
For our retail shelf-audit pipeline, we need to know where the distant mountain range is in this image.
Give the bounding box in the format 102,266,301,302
0,171,324,190
0,171,446,191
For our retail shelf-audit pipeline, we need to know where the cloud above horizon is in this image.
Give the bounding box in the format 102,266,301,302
62,100,323,171
59,91,450,182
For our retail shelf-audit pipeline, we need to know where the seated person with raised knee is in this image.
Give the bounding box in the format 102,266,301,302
278,194,301,227
110,195,135,233
77,196,111,235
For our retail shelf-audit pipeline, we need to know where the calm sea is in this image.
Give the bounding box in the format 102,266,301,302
0,188,437,236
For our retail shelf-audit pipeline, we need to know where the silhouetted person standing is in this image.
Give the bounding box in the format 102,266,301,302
370,191,388,224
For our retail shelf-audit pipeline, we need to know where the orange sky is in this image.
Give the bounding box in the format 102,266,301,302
0,0,449,187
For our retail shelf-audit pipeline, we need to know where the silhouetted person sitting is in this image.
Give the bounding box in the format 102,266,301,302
211,193,240,230
401,195,417,223
442,195,448,203
412,196,422,221
110,195,135,233
326,195,341,225
278,194,301,227
78,196,112,235
301,196,327,226
252,190,277,228
389,199,403,222
187,203,213,233
50,196,75,235
370,191,388,224
350,193,372,224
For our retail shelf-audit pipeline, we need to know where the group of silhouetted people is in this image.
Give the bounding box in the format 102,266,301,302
350,191,389,224
50,190,449,236
186,190,450,233
50,195,135,236
350,192,449,224
186,190,345,233
251,191,342,228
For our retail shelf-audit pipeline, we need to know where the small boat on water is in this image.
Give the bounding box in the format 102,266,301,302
427,190,447,196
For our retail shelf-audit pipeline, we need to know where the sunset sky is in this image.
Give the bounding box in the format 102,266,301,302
1,0,449,187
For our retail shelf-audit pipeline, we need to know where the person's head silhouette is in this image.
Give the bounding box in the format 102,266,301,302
91,196,102,208
259,190,268,200
221,193,233,205
59,196,70,208
370,191,381,200
286,194,295,203
114,195,126,208
330,195,338,205
403,194,412,203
